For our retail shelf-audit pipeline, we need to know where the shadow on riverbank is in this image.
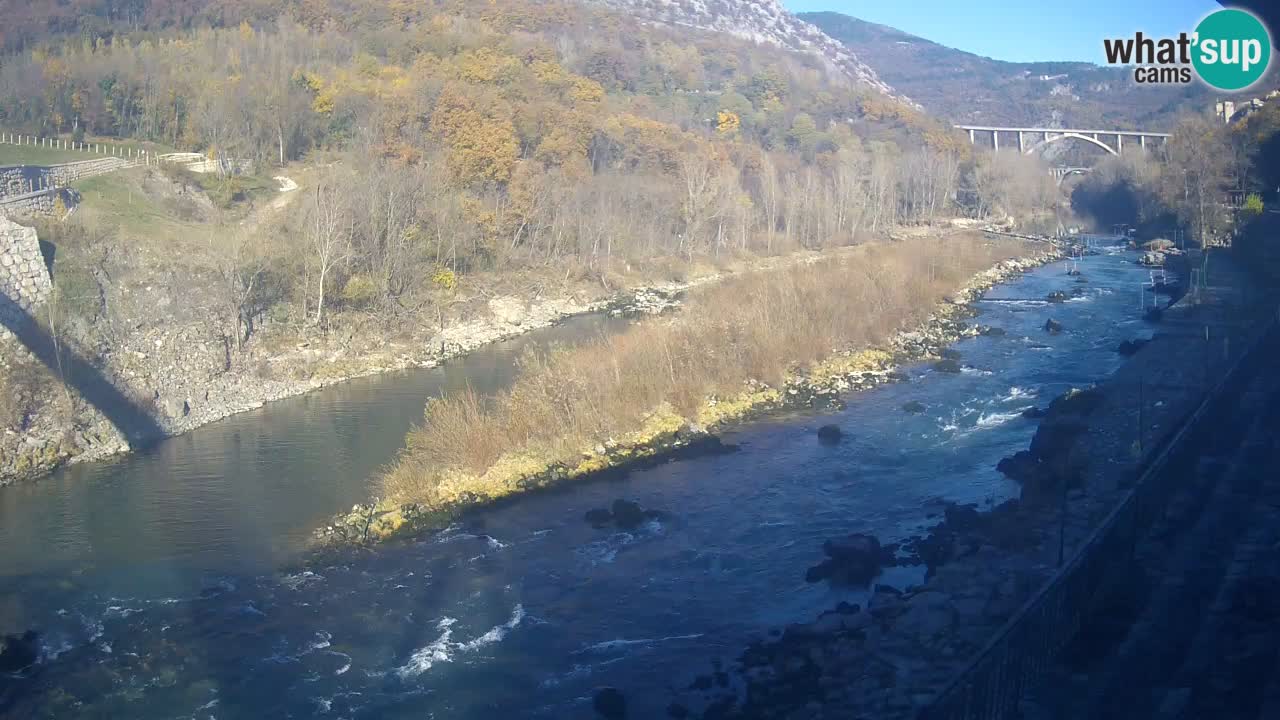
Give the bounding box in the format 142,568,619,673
1,289,161,448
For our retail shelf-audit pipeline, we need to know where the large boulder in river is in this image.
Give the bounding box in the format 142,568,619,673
610,499,647,529
1043,318,1064,334
1000,388,1102,503
806,533,896,586
584,500,664,530
932,358,962,374
584,508,614,528
1117,338,1149,356
0,631,39,672
1045,387,1106,417
816,425,844,445
593,687,627,719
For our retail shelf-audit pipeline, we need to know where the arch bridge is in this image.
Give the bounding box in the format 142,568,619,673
1051,166,1091,185
955,125,1171,156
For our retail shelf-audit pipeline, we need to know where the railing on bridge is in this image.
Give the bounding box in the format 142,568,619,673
917,293,1280,720
956,125,1170,156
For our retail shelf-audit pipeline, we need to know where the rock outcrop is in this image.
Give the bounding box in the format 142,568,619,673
584,499,665,530
805,533,897,586
997,387,1105,503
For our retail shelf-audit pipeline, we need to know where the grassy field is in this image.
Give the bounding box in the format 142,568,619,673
0,137,182,167
0,144,104,166
71,170,201,247
381,233,1035,510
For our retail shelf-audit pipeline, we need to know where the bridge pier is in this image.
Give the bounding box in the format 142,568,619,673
1018,131,1024,153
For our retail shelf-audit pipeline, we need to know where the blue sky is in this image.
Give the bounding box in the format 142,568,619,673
785,0,1223,63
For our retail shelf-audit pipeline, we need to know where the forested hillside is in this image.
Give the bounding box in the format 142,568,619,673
0,0,1055,312
802,10,1230,130
0,0,1059,483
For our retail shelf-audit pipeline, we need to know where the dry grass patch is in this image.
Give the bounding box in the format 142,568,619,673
382,233,1033,508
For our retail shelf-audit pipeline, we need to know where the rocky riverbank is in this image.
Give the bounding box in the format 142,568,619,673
3,243,870,486
662,247,1274,720
319,246,1065,546
0,286,680,485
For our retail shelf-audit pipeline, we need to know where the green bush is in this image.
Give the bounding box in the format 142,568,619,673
206,176,249,208
1243,193,1264,216
341,274,379,308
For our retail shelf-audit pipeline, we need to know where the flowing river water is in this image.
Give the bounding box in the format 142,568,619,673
0,246,1159,719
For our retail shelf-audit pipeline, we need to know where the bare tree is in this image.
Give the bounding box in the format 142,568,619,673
1159,114,1230,247
207,226,271,352
679,147,732,256
303,170,352,326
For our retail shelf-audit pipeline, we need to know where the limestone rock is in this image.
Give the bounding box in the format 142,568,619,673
488,296,528,326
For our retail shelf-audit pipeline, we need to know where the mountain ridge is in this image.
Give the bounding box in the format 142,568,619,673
584,0,913,103
800,10,1219,130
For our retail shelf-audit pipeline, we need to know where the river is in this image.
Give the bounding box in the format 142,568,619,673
0,246,1157,719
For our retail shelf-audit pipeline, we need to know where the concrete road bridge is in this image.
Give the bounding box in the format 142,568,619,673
1050,166,1092,185
956,125,1171,156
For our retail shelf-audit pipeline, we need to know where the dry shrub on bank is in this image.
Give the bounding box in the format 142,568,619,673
383,234,1031,505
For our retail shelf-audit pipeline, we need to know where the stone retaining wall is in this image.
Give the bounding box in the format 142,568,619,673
0,215,52,333
0,187,79,220
0,158,134,200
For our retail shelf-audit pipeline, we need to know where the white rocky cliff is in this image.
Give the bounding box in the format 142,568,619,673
587,0,911,103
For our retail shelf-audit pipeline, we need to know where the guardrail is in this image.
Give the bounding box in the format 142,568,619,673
0,131,151,162
2,132,248,174
917,298,1280,720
